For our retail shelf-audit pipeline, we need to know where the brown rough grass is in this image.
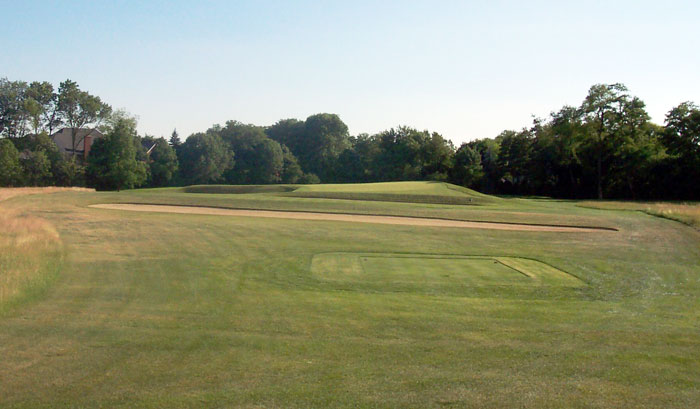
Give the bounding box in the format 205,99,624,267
0,210,63,309
0,188,74,310
0,187,93,202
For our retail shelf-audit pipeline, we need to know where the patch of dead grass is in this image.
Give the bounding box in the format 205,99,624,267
0,187,93,202
0,209,64,311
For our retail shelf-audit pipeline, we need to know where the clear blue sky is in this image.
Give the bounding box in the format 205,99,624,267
1,0,698,144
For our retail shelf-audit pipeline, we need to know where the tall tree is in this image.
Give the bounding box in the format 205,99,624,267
0,139,22,186
581,84,649,199
420,132,455,181
86,118,147,191
663,102,700,157
178,131,234,184
266,118,304,153
450,144,483,188
56,79,112,158
467,138,500,193
539,106,586,198
147,137,179,187
661,102,700,198
14,133,65,184
496,130,534,194
169,128,181,148
20,150,52,186
580,83,649,199
268,114,349,181
0,78,28,138
280,145,304,183
374,126,426,181
25,81,58,135
219,121,283,184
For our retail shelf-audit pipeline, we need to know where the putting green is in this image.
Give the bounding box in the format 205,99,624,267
311,253,584,287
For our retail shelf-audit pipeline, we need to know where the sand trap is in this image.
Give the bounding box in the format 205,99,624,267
89,203,614,233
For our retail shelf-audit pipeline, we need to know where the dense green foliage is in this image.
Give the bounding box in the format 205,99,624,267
2,78,700,197
178,131,234,185
86,119,148,191
143,136,178,187
0,139,21,186
219,121,283,184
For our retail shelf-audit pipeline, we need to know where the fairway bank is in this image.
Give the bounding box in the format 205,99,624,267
89,203,615,232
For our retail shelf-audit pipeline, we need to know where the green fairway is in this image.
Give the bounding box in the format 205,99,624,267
311,253,584,288
1,184,699,408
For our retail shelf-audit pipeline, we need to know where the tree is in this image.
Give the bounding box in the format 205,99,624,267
663,102,700,157
54,157,85,187
14,133,65,185
266,118,304,153
420,132,455,181
169,128,181,148
56,79,112,158
0,78,28,138
661,102,700,198
450,144,483,187
25,81,58,135
20,150,52,186
219,121,283,184
605,122,665,199
374,126,425,181
86,118,147,191
535,106,585,198
333,148,366,182
148,137,179,187
580,83,649,199
178,131,234,184
467,138,500,193
0,139,21,186
280,145,304,183
268,114,349,181
302,113,350,180
496,130,534,194
298,172,320,184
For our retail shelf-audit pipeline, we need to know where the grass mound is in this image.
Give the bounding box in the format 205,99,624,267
282,191,482,205
183,185,297,194
295,181,486,197
182,181,496,205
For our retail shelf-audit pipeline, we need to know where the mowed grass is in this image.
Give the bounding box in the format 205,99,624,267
311,253,585,289
0,186,699,407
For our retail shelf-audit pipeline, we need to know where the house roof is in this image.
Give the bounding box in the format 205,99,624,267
51,128,104,153
140,139,158,155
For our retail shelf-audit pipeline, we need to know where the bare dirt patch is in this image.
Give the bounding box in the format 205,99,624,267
90,203,614,232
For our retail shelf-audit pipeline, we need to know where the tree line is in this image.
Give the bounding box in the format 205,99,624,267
1,78,699,199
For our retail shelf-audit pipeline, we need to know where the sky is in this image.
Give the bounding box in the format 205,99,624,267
1,0,699,144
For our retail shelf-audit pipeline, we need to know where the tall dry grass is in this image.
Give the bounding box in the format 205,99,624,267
0,208,65,313
0,186,93,202
580,201,700,229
